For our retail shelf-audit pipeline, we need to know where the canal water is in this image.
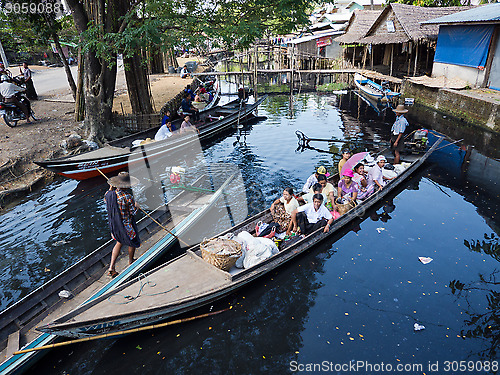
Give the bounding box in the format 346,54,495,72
1,91,499,374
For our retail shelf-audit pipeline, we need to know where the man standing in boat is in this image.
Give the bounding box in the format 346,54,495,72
390,104,408,164
104,172,141,278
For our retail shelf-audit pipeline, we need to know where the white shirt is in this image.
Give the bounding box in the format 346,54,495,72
279,196,299,214
368,164,384,186
297,202,332,223
154,124,172,141
302,174,318,193
0,82,23,99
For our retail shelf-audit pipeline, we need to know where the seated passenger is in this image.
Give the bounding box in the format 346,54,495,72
180,65,190,78
180,115,199,134
338,150,351,176
199,87,209,102
155,121,173,141
181,93,199,121
312,174,336,208
336,169,358,204
368,155,395,191
298,182,325,205
302,166,327,193
289,194,334,236
270,187,299,233
352,163,374,200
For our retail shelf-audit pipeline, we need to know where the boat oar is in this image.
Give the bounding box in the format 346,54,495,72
14,308,230,355
95,167,190,247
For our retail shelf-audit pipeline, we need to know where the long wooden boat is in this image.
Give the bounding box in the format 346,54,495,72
38,138,443,339
0,170,237,375
354,73,400,102
35,96,267,181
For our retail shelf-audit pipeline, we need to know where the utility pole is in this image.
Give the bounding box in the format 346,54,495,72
0,40,9,67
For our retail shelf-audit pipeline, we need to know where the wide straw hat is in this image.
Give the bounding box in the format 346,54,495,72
108,172,139,188
393,104,408,114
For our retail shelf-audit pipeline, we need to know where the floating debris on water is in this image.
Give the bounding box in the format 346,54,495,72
414,323,425,331
419,257,433,265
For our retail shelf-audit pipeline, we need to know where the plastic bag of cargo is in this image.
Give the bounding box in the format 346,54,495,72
243,236,279,269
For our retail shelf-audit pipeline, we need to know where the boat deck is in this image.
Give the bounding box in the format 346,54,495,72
64,251,231,325
65,146,130,161
0,181,219,363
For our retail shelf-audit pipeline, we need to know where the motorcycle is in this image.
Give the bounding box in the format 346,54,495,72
0,92,37,127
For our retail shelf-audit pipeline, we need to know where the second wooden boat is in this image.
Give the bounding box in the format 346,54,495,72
0,168,238,374
35,96,267,181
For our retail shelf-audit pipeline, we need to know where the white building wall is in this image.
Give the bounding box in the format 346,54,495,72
432,62,486,88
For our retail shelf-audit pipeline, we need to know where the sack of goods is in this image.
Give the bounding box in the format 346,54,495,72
201,237,242,271
233,231,279,269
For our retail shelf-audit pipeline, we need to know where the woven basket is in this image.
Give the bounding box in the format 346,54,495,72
337,201,356,216
201,238,242,271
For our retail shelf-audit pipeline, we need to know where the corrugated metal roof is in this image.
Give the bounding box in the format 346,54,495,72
287,30,344,45
422,3,500,24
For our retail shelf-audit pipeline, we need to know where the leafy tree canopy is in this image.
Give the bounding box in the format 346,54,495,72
80,0,318,62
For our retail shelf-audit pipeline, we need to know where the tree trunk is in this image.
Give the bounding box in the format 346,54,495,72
83,51,118,141
51,32,77,100
124,53,153,115
148,45,164,74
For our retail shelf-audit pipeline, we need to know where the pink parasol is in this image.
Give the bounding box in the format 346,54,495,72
340,152,369,177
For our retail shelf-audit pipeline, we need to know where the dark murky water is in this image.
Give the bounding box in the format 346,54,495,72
2,91,499,374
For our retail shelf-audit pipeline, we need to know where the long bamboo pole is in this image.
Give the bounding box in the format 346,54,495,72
14,308,230,355
95,167,190,247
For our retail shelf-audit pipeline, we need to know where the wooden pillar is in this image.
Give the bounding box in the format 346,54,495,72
362,45,368,70
353,46,356,68
370,44,374,71
390,44,394,76
254,44,258,101
290,44,295,95
413,41,419,77
407,43,412,76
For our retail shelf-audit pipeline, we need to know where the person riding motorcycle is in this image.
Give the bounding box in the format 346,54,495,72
0,62,12,78
0,74,32,123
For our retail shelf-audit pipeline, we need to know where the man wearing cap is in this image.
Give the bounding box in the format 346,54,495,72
368,155,395,191
302,166,327,193
104,172,141,277
391,104,409,164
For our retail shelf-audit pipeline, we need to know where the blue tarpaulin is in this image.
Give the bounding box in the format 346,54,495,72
434,25,495,69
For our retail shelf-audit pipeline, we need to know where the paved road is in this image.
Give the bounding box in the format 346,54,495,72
27,65,79,96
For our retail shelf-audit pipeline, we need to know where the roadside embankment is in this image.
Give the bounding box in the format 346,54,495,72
401,80,500,132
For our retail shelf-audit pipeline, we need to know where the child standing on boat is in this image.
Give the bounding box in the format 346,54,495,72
104,172,141,278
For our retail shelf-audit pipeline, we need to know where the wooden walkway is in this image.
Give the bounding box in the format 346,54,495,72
194,69,403,86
